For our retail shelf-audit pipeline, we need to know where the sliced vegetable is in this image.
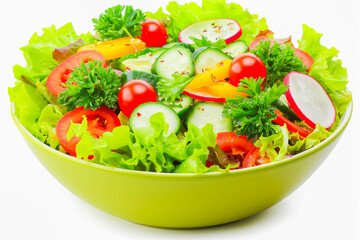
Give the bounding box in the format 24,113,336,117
293,48,314,72
179,18,242,45
185,59,231,90
242,146,270,168
140,19,168,47
273,110,312,138
229,53,266,87
170,95,194,119
55,106,121,156
216,132,254,156
46,51,106,96
118,80,157,118
129,102,181,136
284,71,336,129
272,99,301,121
120,49,166,72
186,102,233,134
193,47,232,74
207,145,241,169
152,46,194,79
183,82,247,103
78,37,146,60
221,40,248,58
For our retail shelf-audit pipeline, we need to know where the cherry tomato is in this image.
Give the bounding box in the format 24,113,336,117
56,106,120,156
118,80,157,118
242,146,270,168
140,19,167,47
229,53,266,87
46,51,106,96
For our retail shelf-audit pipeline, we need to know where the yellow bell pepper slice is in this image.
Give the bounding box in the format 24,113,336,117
78,37,146,60
185,59,232,90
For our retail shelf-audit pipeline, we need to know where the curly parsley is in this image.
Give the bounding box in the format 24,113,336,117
58,61,121,111
250,40,307,86
93,5,146,40
223,77,288,142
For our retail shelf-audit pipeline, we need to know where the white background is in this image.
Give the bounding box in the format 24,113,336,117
0,0,359,239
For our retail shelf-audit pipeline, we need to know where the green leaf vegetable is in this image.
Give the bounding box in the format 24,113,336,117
146,0,268,44
58,61,121,111
223,77,288,142
190,35,227,49
157,74,194,104
93,5,146,40
250,40,307,87
72,113,221,173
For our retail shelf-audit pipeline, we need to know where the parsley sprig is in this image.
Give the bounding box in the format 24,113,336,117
250,40,307,86
58,61,121,111
93,5,146,40
190,36,227,49
223,77,288,142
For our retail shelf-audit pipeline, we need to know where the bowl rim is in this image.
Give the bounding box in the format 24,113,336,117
11,102,353,178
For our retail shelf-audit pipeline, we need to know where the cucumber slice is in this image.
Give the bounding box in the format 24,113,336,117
170,95,193,119
186,102,233,134
193,47,232,74
129,102,181,136
152,46,194,79
221,40,248,58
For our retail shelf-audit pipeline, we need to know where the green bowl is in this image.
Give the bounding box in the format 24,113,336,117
11,103,352,228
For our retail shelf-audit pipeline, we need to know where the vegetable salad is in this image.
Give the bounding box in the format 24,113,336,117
9,0,352,173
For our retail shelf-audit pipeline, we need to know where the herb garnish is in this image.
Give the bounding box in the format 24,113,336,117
190,36,227,49
58,61,121,111
223,77,288,142
93,5,146,40
250,40,307,86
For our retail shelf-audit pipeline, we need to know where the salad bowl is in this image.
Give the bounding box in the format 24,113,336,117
11,102,352,228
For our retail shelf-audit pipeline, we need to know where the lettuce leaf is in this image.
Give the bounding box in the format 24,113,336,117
146,0,268,44
74,113,219,173
13,22,94,83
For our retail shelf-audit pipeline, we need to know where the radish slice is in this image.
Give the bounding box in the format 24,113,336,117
179,18,242,45
284,72,336,129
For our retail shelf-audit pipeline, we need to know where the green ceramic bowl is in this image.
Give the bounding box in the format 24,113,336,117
11,103,352,228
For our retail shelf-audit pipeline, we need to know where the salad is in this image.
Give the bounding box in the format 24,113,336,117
8,0,352,173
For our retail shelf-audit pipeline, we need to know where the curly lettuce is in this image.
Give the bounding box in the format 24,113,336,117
146,0,268,44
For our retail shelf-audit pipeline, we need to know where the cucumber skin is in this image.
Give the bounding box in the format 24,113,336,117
272,99,301,121
172,95,194,119
193,47,232,74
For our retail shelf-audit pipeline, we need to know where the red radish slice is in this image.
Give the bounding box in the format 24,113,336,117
179,18,242,45
183,89,225,103
284,72,336,129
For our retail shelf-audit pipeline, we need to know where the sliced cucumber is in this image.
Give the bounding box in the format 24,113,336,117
129,102,181,136
186,102,233,134
163,42,195,52
152,46,195,79
221,40,248,58
169,95,193,119
193,47,232,74
272,99,301,122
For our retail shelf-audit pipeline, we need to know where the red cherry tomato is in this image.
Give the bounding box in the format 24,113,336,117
46,51,106,96
118,80,157,118
229,53,266,87
56,106,120,156
242,146,270,168
140,19,167,47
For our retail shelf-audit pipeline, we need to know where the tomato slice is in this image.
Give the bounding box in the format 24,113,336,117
293,48,314,73
216,132,254,156
55,106,121,156
242,146,270,168
46,51,106,96
273,110,312,138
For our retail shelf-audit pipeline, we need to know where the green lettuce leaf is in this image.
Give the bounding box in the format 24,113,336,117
13,22,95,83
74,113,219,173
146,0,268,45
